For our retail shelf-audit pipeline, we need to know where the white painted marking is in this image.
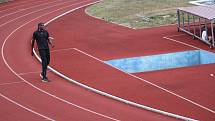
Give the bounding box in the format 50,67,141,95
163,35,215,55
1,0,120,121
0,81,24,86
0,0,43,13
50,48,74,53
32,1,198,120
74,48,215,114
0,0,63,19
18,70,51,76
0,92,55,121
37,47,198,121
163,36,202,50
152,36,215,114
0,0,79,27
163,34,186,38
73,48,215,119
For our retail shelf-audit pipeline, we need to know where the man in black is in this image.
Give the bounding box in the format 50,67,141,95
31,22,54,82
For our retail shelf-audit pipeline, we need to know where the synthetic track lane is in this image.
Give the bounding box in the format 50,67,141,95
47,8,193,60
2,0,99,74
19,72,175,121
0,93,45,121
0,0,61,21
0,80,118,121
0,0,41,15
1,0,119,120
135,64,215,111
0,0,176,120
47,6,215,121
50,47,214,121
0,0,88,28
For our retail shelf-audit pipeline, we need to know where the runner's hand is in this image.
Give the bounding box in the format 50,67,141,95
51,44,55,48
31,51,34,56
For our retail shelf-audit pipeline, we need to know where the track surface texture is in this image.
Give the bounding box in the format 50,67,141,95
0,0,215,121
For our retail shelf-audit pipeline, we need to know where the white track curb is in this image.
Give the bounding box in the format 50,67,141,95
33,1,198,121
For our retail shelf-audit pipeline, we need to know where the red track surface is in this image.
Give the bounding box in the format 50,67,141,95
0,0,214,121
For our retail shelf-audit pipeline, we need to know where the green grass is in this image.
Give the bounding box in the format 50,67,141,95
86,0,193,29
0,0,12,3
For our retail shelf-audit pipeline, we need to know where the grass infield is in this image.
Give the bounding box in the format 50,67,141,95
86,0,193,29
0,0,12,3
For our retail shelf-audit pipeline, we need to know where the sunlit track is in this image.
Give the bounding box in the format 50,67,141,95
73,47,215,114
29,1,198,120
2,0,214,121
0,93,55,121
0,0,82,27
0,0,126,120
0,0,42,13
0,0,62,19
17,70,51,76
40,3,215,121
0,81,24,86
49,46,215,114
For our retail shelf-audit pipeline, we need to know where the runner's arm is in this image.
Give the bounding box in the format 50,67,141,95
48,37,55,48
31,32,36,56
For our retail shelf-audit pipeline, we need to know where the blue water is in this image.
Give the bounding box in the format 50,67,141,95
105,50,215,73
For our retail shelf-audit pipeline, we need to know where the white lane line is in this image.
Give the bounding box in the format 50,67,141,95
1,0,120,121
18,71,42,76
73,47,215,120
0,0,63,19
163,34,215,54
34,49,123,121
163,34,186,38
0,81,24,86
18,70,51,76
162,35,215,112
0,0,80,27
36,1,197,120
50,48,74,53
42,47,198,121
0,0,42,13
0,92,55,121
163,36,202,50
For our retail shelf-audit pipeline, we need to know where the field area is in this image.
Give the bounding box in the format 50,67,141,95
0,0,12,3
86,0,193,29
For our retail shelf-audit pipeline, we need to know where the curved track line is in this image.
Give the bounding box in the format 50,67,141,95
0,93,55,121
0,0,42,13
0,0,80,27
18,70,50,76
73,46,215,114
85,4,215,114
0,81,24,86
1,1,120,121
31,1,199,121
34,49,197,121
0,0,63,19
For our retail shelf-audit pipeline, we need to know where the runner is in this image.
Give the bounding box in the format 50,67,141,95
31,22,54,82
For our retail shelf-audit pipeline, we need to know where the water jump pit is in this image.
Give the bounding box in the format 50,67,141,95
105,50,215,73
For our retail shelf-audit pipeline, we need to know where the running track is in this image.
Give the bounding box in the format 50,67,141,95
0,0,215,121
